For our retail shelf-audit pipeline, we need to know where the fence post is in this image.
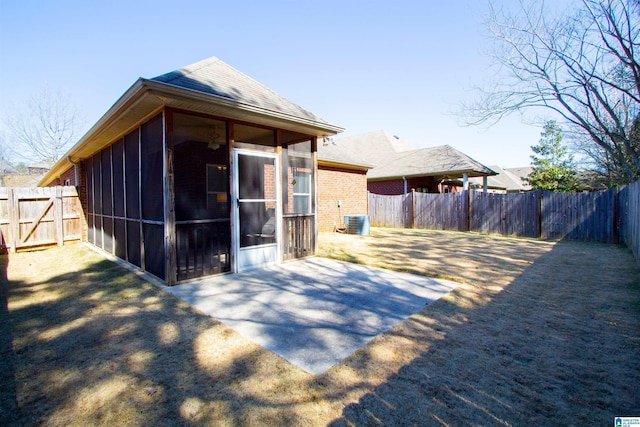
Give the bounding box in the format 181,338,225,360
613,186,620,244
537,189,543,239
7,188,18,253
411,189,416,229
466,190,471,232
54,186,64,247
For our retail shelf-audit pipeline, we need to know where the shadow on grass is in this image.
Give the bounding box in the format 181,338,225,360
0,255,18,426
3,235,640,426
325,238,640,426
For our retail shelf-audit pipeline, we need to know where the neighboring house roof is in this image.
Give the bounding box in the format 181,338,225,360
318,129,495,180
40,56,343,186
318,129,412,169
504,166,533,190
29,161,54,170
368,145,496,180
3,174,44,188
317,140,374,170
469,165,530,192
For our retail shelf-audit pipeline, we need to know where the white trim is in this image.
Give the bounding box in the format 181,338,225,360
232,149,281,272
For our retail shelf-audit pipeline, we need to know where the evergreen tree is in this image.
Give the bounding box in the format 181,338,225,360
527,120,580,192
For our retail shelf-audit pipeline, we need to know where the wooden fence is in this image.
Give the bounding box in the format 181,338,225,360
368,193,412,229
370,182,640,251
619,179,640,263
0,186,83,253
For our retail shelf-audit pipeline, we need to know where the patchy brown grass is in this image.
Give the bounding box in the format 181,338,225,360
2,228,639,426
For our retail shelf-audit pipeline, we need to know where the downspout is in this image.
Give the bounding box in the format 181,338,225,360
403,176,408,194
66,156,80,186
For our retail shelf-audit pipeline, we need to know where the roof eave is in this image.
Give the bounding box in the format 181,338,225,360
368,168,497,181
143,79,345,136
40,78,152,186
318,158,372,171
40,79,344,186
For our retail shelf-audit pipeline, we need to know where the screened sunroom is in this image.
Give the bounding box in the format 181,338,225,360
40,57,343,285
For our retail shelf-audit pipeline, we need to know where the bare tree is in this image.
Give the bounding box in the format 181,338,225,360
6,87,81,164
463,0,640,184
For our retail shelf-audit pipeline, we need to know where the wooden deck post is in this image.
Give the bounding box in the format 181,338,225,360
164,110,177,286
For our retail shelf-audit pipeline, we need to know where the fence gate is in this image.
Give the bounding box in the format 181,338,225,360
0,186,83,252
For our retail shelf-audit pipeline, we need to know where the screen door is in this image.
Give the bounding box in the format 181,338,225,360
234,150,279,271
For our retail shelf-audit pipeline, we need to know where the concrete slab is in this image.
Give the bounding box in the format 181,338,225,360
165,258,459,374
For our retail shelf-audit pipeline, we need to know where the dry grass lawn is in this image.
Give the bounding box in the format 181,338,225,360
1,228,639,426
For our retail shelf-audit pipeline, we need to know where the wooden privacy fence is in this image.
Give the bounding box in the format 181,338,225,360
370,183,640,248
619,179,640,263
0,186,83,252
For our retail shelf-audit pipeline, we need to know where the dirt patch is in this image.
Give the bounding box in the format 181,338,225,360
2,229,639,426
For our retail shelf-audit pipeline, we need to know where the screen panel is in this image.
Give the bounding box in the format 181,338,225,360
143,223,165,279
114,218,126,260
101,147,112,216
112,139,125,217
87,214,94,244
125,129,140,219
86,160,93,214
103,217,114,254
127,220,141,267
93,153,102,215
172,112,229,222
141,114,164,221
94,215,103,248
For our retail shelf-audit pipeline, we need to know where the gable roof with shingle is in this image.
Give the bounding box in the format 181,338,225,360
368,144,495,180
41,56,343,186
469,165,529,191
319,130,495,179
151,56,328,125
505,166,533,188
318,129,412,169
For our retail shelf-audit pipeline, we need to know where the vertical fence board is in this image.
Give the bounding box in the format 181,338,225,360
619,180,640,263
0,186,82,252
411,191,468,231
370,184,634,247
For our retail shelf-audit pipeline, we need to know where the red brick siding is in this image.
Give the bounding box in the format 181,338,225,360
318,166,368,232
368,179,405,195
59,167,75,186
369,176,441,195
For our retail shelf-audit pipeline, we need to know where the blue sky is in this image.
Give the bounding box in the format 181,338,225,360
0,0,564,167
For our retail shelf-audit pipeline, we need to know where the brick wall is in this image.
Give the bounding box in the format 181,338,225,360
368,179,405,195
318,165,368,232
368,176,441,195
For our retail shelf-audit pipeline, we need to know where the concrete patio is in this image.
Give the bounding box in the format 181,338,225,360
165,257,459,374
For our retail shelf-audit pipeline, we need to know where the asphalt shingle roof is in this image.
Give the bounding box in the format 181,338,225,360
319,130,495,179
368,144,495,179
469,165,530,191
318,129,412,167
152,56,329,124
